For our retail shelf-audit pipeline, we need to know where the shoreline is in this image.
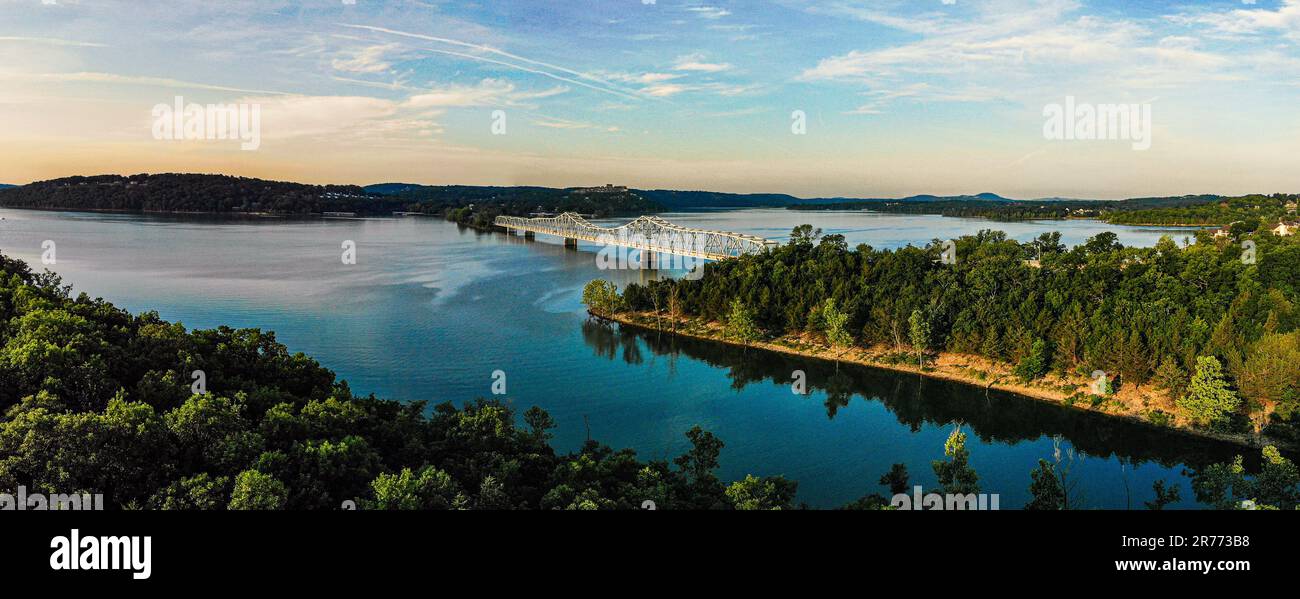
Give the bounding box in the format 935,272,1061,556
601,309,1288,452
0,205,311,219
1105,221,1220,227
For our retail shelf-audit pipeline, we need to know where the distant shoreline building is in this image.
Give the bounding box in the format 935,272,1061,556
572,184,628,194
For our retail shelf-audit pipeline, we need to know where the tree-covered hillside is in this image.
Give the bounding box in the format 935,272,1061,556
792,198,1096,220
1108,194,1299,226
0,250,804,510
636,189,804,209
373,184,663,229
790,193,1298,224
0,174,391,215
0,174,663,221
619,225,1300,443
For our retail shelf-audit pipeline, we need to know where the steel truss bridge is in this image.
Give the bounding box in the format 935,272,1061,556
494,212,777,261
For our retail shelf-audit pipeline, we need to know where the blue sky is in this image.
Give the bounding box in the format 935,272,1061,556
1,0,1299,198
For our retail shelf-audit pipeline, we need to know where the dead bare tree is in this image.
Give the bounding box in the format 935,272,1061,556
668,285,682,335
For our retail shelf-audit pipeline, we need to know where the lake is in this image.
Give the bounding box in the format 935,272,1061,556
0,207,1239,508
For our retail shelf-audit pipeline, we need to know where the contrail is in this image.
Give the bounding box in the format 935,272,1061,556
339,24,645,100
416,46,644,101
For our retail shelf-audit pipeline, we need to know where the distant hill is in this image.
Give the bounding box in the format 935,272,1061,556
0,175,663,219
382,184,662,221
886,192,1015,203
634,189,806,209
633,190,1018,208
790,191,1294,224
2,174,1286,226
0,184,16,190
363,183,423,195
1029,196,1100,203
0,173,386,215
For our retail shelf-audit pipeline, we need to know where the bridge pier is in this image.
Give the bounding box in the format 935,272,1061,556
639,250,656,270
564,237,578,249
524,231,535,241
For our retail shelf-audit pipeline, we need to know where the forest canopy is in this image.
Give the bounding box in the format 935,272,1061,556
0,250,790,510
619,224,1300,442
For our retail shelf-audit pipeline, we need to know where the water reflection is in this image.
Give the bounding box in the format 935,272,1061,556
582,319,1253,473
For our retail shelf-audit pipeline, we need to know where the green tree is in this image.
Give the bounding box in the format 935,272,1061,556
908,309,931,368
788,224,821,246
821,298,853,359
581,279,626,315
228,470,287,510
476,475,513,510
879,463,910,496
1191,446,1300,509
932,428,979,495
1177,356,1240,428
366,466,468,510
523,406,557,444
1014,339,1049,381
0,395,174,507
841,463,909,510
1237,333,1300,431
1144,480,1181,510
1190,455,1249,510
1025,459,1065,510
151,473,230,510
1152,356,1188,403
1255,445,1300,509
165,394,261,475
725,474,798,510
725,298,761,346
673,426,726,507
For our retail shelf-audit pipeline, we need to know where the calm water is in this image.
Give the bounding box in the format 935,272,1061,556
0,207,1237,508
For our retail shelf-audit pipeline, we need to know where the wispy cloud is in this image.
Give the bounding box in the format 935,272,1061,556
0,37,108,48
330,76,416,92
0,71,293,95
606,71,683,84
1170,0,1300,40
403,78,517,108
532,115,619,132
643,83,687,97
798,0,1248,113
673,53,733,72
249,95,411,141
401,78,567,109
687,6,732,20
845,83,998,115
332,44,400,74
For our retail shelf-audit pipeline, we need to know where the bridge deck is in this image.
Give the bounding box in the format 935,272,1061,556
495,212,776,261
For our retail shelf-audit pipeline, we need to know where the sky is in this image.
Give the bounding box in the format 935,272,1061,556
1,0,1298,199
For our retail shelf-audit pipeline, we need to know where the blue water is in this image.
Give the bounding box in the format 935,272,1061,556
0,207,1238,508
